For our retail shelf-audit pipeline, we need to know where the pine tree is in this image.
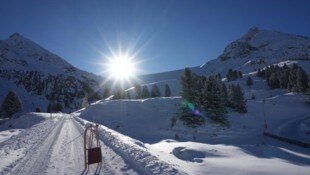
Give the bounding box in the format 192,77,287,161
151,84,161,97
134,85,141,99
268,72,280,89
179,68,203,127
178,102,204,127
164,84,171,97
1,91,22,119
288,64,298,91
180,68,196,101
296,67,308,92
221,82,228,106
251,93,255,100
264,66,271,80
256,69,262,77
82,96,89,107
103,88,111,99
53,103,63,112
202,76,227,124
36,107,40,112
233,85,247,113
246,77,253,87
47,103,52,113
227,69,234,82
279,69,289,88
113,89,127,99
141,85,150,98
127,91,131,99
238,71,243,78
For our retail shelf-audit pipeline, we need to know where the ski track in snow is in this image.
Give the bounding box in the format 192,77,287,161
0,115,139,175
0,116,60,175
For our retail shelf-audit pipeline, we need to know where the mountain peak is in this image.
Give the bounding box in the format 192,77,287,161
8,32,28,43
7,32,33,48
242,27,261,41
218,27,310,61
9,32,22,38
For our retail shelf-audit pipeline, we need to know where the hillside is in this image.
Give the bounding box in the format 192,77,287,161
73,67,310,174
199,27,310,76
0,33,106,113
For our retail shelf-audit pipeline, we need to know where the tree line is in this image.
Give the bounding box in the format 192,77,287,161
0,70,102,111
178,68,247,127
257,63,309,92
108,84,172,100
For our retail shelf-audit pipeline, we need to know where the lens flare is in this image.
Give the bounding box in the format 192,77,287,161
107,54,136,80
183,100,201,116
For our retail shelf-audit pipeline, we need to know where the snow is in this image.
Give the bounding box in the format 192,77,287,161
75,97,182,143
0,129,21,143
146,140,310,175
0,28,310,174
0,84,309,175
73,75,310,174
0,33,105,113
0,112,186,175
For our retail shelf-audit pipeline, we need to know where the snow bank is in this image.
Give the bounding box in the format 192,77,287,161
74,117,187,175
0,113,62,174
75,97,183,143
146,140,310,175
0,112,58,143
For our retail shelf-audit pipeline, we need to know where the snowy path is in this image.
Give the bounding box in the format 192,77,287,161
10,117,64,175
45,116,138,175
1,115,138,175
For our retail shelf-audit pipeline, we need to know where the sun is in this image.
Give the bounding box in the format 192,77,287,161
107,54,136,80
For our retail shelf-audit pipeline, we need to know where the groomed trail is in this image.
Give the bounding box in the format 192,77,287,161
0,114,139,175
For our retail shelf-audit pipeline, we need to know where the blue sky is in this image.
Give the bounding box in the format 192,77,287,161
1,0,310,76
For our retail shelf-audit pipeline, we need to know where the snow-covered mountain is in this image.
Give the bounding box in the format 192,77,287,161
134,27,310,96
200,27,310,76
0,33,105,112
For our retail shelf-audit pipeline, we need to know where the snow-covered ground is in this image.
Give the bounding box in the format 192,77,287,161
0,112,185,175
73,76,310,175
0,75,309,175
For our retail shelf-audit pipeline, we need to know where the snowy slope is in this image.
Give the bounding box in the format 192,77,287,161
74,84,310,174
73,63,310,174
76,89,310,144
199,27,310,76
0,33,106,112
1,33,99,79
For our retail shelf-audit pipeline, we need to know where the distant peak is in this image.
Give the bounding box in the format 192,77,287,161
9,32,22,39
248,26,261,33
242,27,262,41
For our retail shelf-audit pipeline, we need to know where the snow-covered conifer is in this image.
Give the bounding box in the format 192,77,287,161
1,91,23,118
151,84,161,97
164,84,171,97
141,85,150,98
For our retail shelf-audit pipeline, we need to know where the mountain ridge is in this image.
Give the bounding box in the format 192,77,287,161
0,33,105,113
135,27,310,95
